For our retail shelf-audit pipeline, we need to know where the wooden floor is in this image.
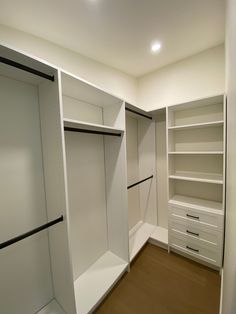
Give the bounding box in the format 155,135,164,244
95,244,221,314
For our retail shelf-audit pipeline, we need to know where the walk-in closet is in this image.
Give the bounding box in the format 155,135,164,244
1,0,236,313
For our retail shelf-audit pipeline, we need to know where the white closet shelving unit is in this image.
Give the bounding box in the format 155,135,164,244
167,95,226,268
0,45,76,314
125,104,168,261
61,71,129,314
0,44,226,314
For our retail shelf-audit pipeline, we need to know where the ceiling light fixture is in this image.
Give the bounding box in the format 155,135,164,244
151,42,162,53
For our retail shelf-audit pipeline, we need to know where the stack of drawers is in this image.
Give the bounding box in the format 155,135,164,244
168,204,224,267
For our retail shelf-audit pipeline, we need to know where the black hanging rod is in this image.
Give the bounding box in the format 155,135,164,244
125,107,152,120
0,56,54,82
0,215,63,250
127,175,153,190
64,126,121,137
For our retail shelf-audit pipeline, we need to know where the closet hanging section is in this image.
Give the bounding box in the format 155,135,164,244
0,215,64,250
0,56,54,81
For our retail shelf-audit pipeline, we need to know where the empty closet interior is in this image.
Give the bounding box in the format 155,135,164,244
0,43,226,314
0,46,75,314
125,105,168,261
61,72,129,314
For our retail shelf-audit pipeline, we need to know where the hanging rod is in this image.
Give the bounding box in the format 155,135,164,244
64,126,121,137
0,215,63,250
0,56,54,82
125,107,152,120
127,175,153,190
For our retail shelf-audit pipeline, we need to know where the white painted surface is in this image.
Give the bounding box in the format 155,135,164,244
64,131,108,279
169,172,223,184
150,226,168,245
74,251,128,314
0,25,137,104
129,221,155,261
138,45,225,110
37,300,65,314
221,0,236,312
64,118,124,135
39,74,76,314
155,111,168,228
126,116,141,229
0,76,53,313
0,1,224,76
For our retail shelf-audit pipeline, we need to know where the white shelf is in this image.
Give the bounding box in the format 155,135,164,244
129,221,155,261
169,194,223,213
74,251,128,314
168,151,224,155
64,118,124,135
168,120,224,130
37,300,65,314
169,171,223,184
150,226,168,245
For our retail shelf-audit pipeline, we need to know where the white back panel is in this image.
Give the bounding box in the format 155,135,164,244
126,116,141,229
0,76,53,313
65,132,108,280
138,120,157,225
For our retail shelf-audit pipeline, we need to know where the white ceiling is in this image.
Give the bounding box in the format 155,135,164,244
0,0,225,77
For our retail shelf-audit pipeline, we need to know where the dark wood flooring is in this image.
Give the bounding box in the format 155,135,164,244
95,244,221,314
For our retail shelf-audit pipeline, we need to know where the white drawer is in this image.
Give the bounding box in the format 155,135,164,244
169,217,223,247
169,231,222,267
169,204,224,230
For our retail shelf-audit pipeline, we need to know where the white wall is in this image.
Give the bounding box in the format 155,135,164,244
138,45,225,111
0,25,137,105
221,0,236,313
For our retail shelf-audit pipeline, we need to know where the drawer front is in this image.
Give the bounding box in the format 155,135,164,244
169,231,222,267
169,217,223,247
169,204,224,230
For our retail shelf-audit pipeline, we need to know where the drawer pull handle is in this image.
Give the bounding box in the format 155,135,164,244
186,230,199,237
186,213,199,220
186,245,199,253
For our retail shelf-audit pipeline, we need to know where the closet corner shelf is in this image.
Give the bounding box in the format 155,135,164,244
149,226,168,245
168,195,223,214
63,118,124,136
168,151,224,155
169,172,223,184
74,251,128,314
168,120,224,130
37,300,65,314
129,221,155,261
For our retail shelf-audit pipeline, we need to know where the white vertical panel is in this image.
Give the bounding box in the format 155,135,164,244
104,119,129,262
39,73,76,314
0,75,53,314
155,112,168,228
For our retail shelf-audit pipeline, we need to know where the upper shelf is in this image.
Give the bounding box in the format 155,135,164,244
168,151,224,155
64,118,124,136
169,171,223,184
168,120,224,131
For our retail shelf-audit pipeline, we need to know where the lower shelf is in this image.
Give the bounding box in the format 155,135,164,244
74,251,128,314
169,194,223,213
37,300,65,314
129,221,155,261
129,222,169,261
150,226,168,246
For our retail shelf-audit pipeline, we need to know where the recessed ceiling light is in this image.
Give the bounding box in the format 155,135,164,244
151,42,162,53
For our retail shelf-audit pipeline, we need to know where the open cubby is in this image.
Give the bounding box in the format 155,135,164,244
61,72,124,131
168,95,224,127
169,154,223,184
168,125,223,153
